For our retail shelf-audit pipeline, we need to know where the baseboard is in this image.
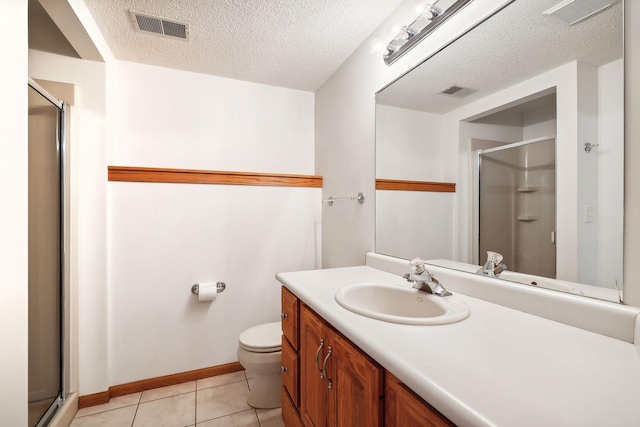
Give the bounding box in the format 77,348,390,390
78,361,243,409
77,390,110,408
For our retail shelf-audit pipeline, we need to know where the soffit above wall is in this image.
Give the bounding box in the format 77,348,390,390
29,0,80,58
82,0,405,92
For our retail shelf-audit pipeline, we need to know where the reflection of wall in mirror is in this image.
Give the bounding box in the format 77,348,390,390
375,104,455,260
596,59,624,288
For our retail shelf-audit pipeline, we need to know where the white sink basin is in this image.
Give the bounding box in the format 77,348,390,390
334,282,470,325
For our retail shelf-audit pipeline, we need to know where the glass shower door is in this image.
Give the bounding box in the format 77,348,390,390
28,84,63,426
479,138,556,278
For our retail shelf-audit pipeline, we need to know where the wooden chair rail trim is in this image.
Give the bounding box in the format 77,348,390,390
108,166,322,188
376,179,456,192
78,361,243,409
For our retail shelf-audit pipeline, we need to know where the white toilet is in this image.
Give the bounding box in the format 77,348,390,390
237,321,282,408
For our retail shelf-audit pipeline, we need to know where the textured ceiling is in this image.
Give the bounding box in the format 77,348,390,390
377,0,623,114
82,0,405,91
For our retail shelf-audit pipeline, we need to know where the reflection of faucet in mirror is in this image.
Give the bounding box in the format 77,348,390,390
477,251,507,277
403,257,452,297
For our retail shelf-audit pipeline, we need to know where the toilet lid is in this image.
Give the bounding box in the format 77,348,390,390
239,321,282,353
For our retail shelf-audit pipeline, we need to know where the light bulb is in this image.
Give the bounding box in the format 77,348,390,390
413,0,427,15
386,23,400,38
418,4,443,21
368,38,386,55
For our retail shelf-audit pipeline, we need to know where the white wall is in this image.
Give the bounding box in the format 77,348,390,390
109,184,320,384
0,1,29,425
109,61,315,173
107,61,319,385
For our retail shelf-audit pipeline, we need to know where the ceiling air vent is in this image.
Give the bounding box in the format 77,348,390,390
543,0,618,25
130,10,189,40
438,85,477,99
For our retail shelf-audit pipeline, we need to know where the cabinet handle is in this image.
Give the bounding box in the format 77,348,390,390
315,338,325,378
281,366,288,374
322,346,333,389
281,313,287,319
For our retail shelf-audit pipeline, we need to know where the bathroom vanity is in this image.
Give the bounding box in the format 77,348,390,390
281,286,452,427
277,253,640,427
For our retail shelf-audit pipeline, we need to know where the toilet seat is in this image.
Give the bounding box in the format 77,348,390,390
239,321,282,353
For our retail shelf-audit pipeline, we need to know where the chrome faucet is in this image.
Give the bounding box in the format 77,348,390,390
477,251,508,277
403,257,452,297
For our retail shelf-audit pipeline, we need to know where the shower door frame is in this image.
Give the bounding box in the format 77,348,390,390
28,77,68,427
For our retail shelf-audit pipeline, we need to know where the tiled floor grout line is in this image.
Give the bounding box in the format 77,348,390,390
129,405,136,427
129,393,142,427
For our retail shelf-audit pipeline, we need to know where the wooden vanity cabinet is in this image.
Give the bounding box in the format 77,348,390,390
282,287,454,427
300,302,383,427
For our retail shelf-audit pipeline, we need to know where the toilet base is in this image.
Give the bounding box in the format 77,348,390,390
247,372,282,409
237,347,282,409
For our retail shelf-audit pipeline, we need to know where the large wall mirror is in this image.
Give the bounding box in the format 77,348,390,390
375,0,623,302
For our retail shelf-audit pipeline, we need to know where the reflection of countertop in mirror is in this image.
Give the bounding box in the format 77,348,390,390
277,253,640,427
427,258,621,302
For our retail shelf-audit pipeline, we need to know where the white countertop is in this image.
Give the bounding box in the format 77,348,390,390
277,265,640,427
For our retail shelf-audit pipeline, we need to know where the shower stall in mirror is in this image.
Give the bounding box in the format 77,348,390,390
478,137,556,278
28,80,66,427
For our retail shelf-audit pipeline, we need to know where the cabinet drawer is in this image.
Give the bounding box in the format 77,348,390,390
282,337,299,408
281,287,299,349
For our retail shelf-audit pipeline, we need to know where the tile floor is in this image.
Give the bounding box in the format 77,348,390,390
70,370,284,427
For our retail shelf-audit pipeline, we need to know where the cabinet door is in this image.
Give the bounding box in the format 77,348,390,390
328,331,383,427
300,304,328,427
282,287,299,349
385,372,455,427
282,387,304,427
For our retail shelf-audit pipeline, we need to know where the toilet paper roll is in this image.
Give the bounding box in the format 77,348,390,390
197,282,218,302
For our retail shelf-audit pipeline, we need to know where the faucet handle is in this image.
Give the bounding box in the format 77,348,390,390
409,257,427,274
486,251,503,265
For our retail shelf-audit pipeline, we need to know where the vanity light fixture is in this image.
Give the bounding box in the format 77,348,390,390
383,0,473,65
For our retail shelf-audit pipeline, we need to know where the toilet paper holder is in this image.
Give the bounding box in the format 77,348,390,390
191,282,226,295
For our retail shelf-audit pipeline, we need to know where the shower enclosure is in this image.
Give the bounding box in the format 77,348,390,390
28,80,66,427
478,137,556,278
